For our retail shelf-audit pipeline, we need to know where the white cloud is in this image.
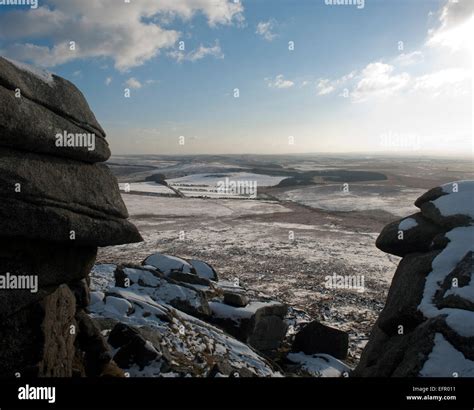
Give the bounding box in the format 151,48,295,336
125,77,142,89
426,0,474,52
394,51,424,67
0,0,244,71
266,74,294,89
105,77,112,86
316,71,355,96
256,19,278,41
168,40,224,62
316,79,335,95
318,61,469,102
351,62,410,102
413,68,471,95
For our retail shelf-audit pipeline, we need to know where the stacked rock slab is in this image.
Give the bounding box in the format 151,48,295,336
0,57,142,377
354,181,474,377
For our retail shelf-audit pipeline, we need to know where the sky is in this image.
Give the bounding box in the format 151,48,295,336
0,0,472,157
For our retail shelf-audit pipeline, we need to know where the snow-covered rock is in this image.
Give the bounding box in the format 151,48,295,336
376,212,445,257
208,300,288,353
143,253,194,275
89,254,295,376
189,259,219,281
89,282,279,377
113,265,211,319
415,180,474,228
355,181,474,377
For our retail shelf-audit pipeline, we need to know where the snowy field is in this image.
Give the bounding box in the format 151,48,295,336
168,172,288,187
122,195,290,218
168,172,289,198
274,183,425,217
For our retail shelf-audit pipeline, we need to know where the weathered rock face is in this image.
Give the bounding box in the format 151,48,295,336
0,285,76,377
0,57,108,162
355,181,474,377
0,58,142,377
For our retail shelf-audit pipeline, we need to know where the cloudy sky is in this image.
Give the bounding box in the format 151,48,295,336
0,0,472,156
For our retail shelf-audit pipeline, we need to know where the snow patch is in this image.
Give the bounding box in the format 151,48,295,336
5,57,55,86
444,274,474,303
287,352,351,377
104,296,132,316
419,333,474,377
144,253,193,275
432,181,474,219
209,301,281,323
418,226,474,337
90,264,117,292
398,217,418,231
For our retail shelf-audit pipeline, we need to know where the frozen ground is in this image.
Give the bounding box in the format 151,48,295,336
98,194,399,364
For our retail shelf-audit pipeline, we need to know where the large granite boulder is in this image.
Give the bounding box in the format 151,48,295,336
0,58,141,377
354,181,474,377
376,213,446,257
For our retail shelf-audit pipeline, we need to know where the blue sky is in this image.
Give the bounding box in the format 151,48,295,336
0,0,471,156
